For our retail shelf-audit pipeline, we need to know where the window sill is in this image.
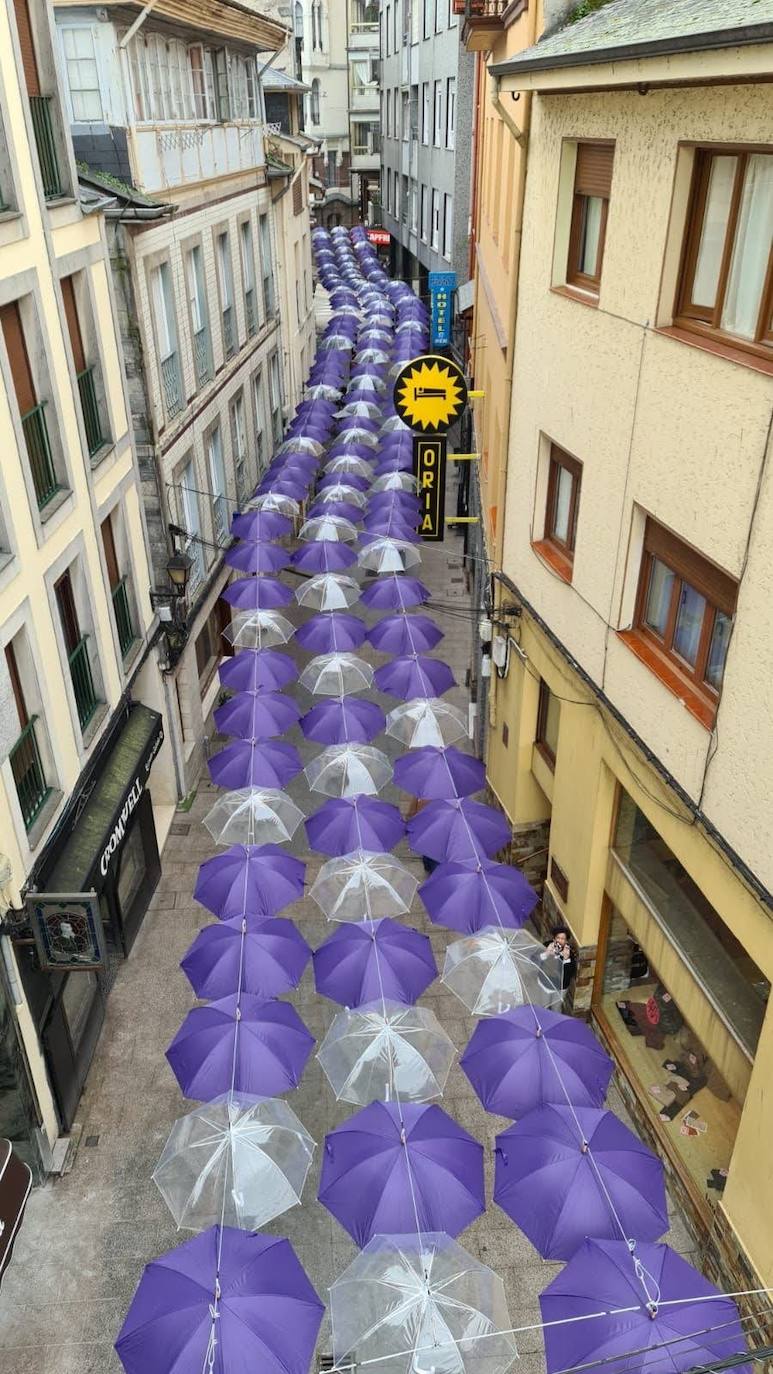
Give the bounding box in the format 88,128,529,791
551,283,599,310
532,538,573,583
657,325,773,378
81,701,109,751
89,440,115,471
40,486,72,525
25,789,64,852
617,629,716,730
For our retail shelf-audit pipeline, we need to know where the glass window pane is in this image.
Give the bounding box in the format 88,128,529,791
644,558,675,638
544,689,560,757
705,609,732,690
579,196,603,276
552,465,573,543
721,154,773,341
691,156,737,309
673,581,706,667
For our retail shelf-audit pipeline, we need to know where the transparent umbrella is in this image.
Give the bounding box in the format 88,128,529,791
335,428,379,448
330,1233,518,1374
295,574,361,612
325,455,373,478
299,652,374,696
306,383,341,401
305,744,392,798
386,698,470,748
318,999,456,1104
336,401,382,419
152,1094,315,1232
358,538,422,574
300,515,359,543
310,849,418,921
370,472,416,493
203,787,305,846
247,492,301,517
443,927,566,1016
276,436,324,456
315,483,368,508
223,610,295,650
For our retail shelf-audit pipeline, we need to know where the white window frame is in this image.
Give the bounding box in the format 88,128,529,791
446,77,456,150
443,193,453,261
421,83,429,146
433,81,442,149
61,27,103,123
431,188,440,250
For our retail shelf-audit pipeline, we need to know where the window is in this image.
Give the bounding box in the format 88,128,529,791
434,0,444,29
430,188,440,250
185,245,212,386
432,81,442,148
102,509,136,661
259,214,274,315
212,48,230,121
421,83,429,145
675,149,773,362
566,142,614,296
630,517,737,719
543,444,581,573
216,231,235,358
386,168,392,215
268,352,282,443
394,174,401,221
230,391,249,503
1,299,63,510
55,568,100,730
385,5,391,54
445,77,455,149
61,28,102,122
126,32,196,121
295,1,304,39
207,424,228,545
240,220,258,335
233,57,257,119
410,180,418,232
420,184,427,241
188,44,216,120
5,634,52,830
195,603,226,689
401,90,409,142
179,459,205,591
423,0,432,38
252,370,267,472
62,273,107,457
535,679,560,769
443,193,453,260
310,78,320,125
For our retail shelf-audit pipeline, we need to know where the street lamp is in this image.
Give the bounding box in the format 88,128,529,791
166,549,192,595
149,537,195,670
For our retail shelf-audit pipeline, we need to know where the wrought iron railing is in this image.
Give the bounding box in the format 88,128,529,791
68,635,99,729
21,401,58,510
9,717,50,830
213,492,229,546
193,326,213,387
186,539,205,595
160,352,183,419
77,364,105,457
111,577,136,660
245,289,257,338
29,96,62,200
222,305,236,359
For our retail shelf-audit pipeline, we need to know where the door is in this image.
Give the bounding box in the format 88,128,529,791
54,571,81,655
41,971,104,1130
112,791,161,954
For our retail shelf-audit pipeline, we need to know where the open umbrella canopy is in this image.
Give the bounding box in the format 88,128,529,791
223,576,294,611
115,1228,324,1374
306,796,405,855
386,697,470,748
223,609,295,650
540,1239,750,1374
308,499,363,524
277,435,324,456
407,798,512,862
213,690,301,741
300,514,359,543
295,612,367,654
461,1005,614,1118
370,471,416,491
218,648,297,694
393,746,485,799
225,540,290,575
324,454,374,478
181,915,311,1000
310,849,418,921
231,509,292,540
207,738,302,790
305,743,392,798
367,614,443,655
300,695,386,745
248,492,300,517
314,917,436,1006
153,1094,316,1232
330,1234,517,1374
315,482,368,508
375,654,456,700
495,1106,668,1260
359,574,430,610
295,573,361,612
318,999,456,1104
419,858,538,931
319,1101,483,1245
337,400,382,418
167,995,315,1100
291,539,358,574
203,787,305,847
358,537,422,574
194,844,305,921
443,928,566,1016
299,651,374,696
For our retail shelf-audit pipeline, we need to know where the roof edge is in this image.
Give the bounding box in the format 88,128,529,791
490,20,773,79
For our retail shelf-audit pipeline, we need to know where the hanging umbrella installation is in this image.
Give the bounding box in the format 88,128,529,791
310,850,418,922
306,796,405,855
374,654,456,700
407,798,512,863
194,844,305,921
222,576,294,611
166,995,315,1100
299,652,374,696
305,744,392,798
207,739,302,790
295,574,362,612
214,690,302,741
291,540,358,573
225,541,290,575
419,859,538,932
295,612,367,654
386,698,470,749
313,918,437,1005
300,696,386,745
394,746,486,799
367,614,444,655
317,999,456,1104
203,788,305,846
181,916,311,1000
218,648,297,694
443,927,567,1017
223,610,295,650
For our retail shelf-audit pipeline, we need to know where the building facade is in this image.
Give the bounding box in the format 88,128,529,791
487,0,773,1311
0,0,175,1176
296,0,357,223
52,0,296,798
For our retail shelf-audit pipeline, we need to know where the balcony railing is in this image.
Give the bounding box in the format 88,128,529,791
263,276,275,317
68,635,99,730
235,457,247,506
9,718,50,830
213,492,229,546
160,352,183,419
77,364,106,457
193,326,213,388
21,401,59,510
245,289,257,338
222,305,236,359
111,577,136,660
186,539,205,596
29,96,62,200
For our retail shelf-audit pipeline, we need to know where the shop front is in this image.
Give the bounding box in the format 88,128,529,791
14,702,164,1134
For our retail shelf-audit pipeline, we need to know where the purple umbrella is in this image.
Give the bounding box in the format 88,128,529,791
306,796,405,855
219,648,297,694
363,518,420,542
360,575,430,610
214,690,301,740
319,472,371,494
308,500,363,524
231,509,292,540
394,746,486,799
408,798,511,862
301,696,385,744
223,576,294,611
115,1228,324,1374
291,541,358,573
366,492,421,514
374,655,456,700
367,615,444,655
540,1239,750,1374
313,917,437,1006
194,843,305,920
495,1106,667,1260
207,738,302,790
225,541,290,575
182,915,311,1000
295,612,367,654
318,1101,484,1246
460,1005,614,1117
257,478,307,501
166,995,315,1099
419,858,538,932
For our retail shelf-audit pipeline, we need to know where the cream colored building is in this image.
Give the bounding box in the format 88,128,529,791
0,0,175,1176
486,0,773,1315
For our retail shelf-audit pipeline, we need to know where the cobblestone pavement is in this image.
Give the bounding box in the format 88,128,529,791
0,535,697,1374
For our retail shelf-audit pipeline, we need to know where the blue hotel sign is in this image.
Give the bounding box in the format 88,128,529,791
428,271,456,348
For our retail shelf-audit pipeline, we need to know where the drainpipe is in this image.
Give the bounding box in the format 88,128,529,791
119,0,161,48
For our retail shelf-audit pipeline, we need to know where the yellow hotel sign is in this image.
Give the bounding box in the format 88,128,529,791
393,355,468,434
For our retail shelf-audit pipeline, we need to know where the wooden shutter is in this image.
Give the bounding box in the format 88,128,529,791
574,143,614,199
4,643,28,728
12,0,40,97
292,174,303,216
61,276,86,374
55,572,81,654
0,302,36,415
101,515,120,591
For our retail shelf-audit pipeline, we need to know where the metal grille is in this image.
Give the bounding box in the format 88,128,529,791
77,364,105,457
68,636,99,729
29,96,62,199
21,401,58,509
9,717,50,829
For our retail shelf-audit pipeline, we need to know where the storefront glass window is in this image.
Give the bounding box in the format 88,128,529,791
613,791,769,1055
0,963,43,1176
117,821,146,918
61,971,98,1052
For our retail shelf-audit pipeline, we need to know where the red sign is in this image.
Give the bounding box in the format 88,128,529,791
366,229,391,246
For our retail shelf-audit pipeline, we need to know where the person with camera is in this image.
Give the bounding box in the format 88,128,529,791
539,925,577,991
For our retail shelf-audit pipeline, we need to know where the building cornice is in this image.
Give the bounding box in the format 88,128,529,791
53,0,288,52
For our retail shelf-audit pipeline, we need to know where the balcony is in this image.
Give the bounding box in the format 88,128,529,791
213,492,229,547
458,0,509,49
193,326,213,388
245,289,257,338
131,121,264,198
351,84,380,114
77,365,106,458
111,577,137,660
222,306,236,360
68,636,99,730
9,718,50,830
21,401,59,510
160,352,183,420
29,96,63,200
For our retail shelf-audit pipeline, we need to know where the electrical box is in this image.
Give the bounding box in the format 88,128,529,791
492,636,508,668
478,618,493,643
